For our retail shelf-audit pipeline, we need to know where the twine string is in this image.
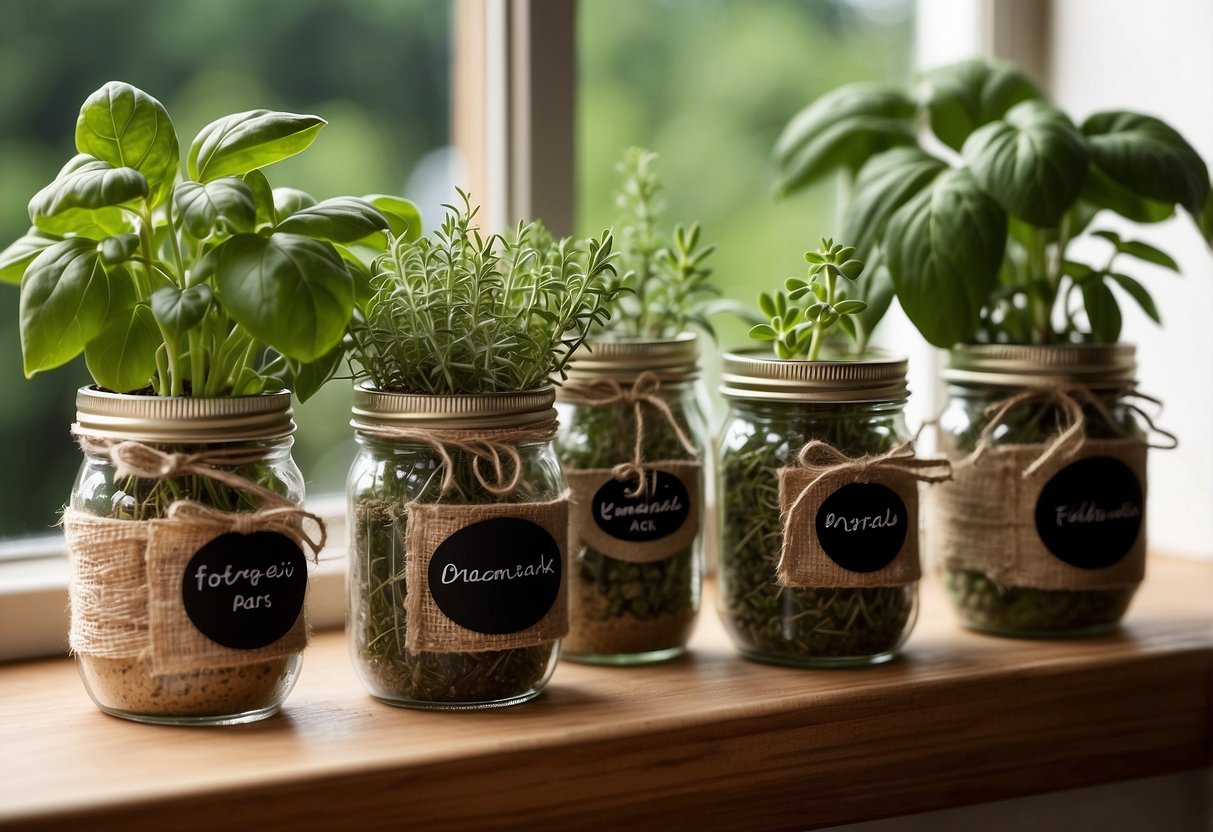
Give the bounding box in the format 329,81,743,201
560,371,698,498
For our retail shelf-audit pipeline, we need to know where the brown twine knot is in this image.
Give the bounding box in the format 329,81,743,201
783,440,952,526
560,371,698,498
76,436,327,560
968,385,1177,478
354,420,559,497
165,501,327,561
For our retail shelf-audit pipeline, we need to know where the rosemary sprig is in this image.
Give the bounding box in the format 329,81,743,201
348,191,620,393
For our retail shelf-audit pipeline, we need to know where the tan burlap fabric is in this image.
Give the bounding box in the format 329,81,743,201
931,437,1148,590
565,460,701,564
777,441,952,588
63,440,325,675
403,497,570,653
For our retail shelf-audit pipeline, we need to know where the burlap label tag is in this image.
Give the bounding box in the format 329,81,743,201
777,467,921,588
565,461,700,564
404,497,569,653
63,509,309,675
930,437,1147,590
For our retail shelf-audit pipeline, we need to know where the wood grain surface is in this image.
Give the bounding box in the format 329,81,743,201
1,556,1210,831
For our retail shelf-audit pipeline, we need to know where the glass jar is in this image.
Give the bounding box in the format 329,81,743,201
718,352,925,667
348,386,565,708
935,344,1148,636
555,334,708,665
67,388,307,725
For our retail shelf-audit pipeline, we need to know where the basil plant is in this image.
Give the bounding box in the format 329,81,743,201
774,59,1213,348
0,81,420,400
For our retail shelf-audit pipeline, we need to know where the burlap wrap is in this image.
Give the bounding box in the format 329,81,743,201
777,441,952,588
931,437,1148,590
403,497,570,653
565,461,701,564
63,441,325,676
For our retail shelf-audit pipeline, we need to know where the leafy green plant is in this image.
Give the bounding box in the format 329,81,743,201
347,192,619,393
747,238,866,359
347,193,623,704
774,59,1213,347
0,80,417,400
603,147,719,339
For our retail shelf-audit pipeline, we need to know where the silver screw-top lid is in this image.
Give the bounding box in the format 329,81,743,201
351,383,557,431
73,387,295,442
720,350,908,403
945,343,1137,389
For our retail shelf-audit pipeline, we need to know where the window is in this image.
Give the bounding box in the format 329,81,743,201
0,0,454,541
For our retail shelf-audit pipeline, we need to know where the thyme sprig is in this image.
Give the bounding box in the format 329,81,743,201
606,148,719,339
748,238,866,360
348,191,620,393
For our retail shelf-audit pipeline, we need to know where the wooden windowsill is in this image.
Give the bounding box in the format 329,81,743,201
2,556,1210,831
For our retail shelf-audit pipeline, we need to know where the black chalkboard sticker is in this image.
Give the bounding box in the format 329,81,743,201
591,469,691,543
1035,456,1143,569
182,531,308,650
428,518,562,635
814,482,909,573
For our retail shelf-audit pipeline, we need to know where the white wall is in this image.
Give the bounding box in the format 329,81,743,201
1049,0,1213,560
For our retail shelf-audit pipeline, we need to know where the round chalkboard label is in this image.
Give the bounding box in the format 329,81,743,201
592,469,691,543
1035,456,1143,569
814,482,909,573
428,518,562,635
182,531,308,650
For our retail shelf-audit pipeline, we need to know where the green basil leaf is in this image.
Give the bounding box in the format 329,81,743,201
1107,272,1161,324
963,101,1088,227
774,83,915,196
151,284,213,337
365,194,423,241
1074,164,1175,230
276,196,389,242
886,169,1007,347
29,155,147,234
174,178,256,238
272,187,317,221
1110,237,1179,273
280,342,346,403
98,233,140,265
916,59,1043,151
188,110,326,182
842,148,947,257
857,258,895,340
84,303,160,393
0,228,60,284
20,239,117,375
212,233,353,362
240,169,277,229
334,244,376,307
1083,111,1210,216
1081,278,1123,341
1200,192,1213,249
75,82,179,207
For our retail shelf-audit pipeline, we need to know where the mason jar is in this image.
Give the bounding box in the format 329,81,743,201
934,344,1149,636
717,352,933,667
555,334,708,665
348,385,566,708
66,388,308,725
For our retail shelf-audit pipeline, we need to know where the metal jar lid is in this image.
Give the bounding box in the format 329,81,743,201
944,343,1137,389
73,387,296,442
559,333,700,387
351,383,557,431
720,350,908,403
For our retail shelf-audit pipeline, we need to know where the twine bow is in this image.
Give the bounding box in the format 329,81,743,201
967,385,1177,478
76,437,326,560
560,371,698,498
783,440,953,525
354,421,559,497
